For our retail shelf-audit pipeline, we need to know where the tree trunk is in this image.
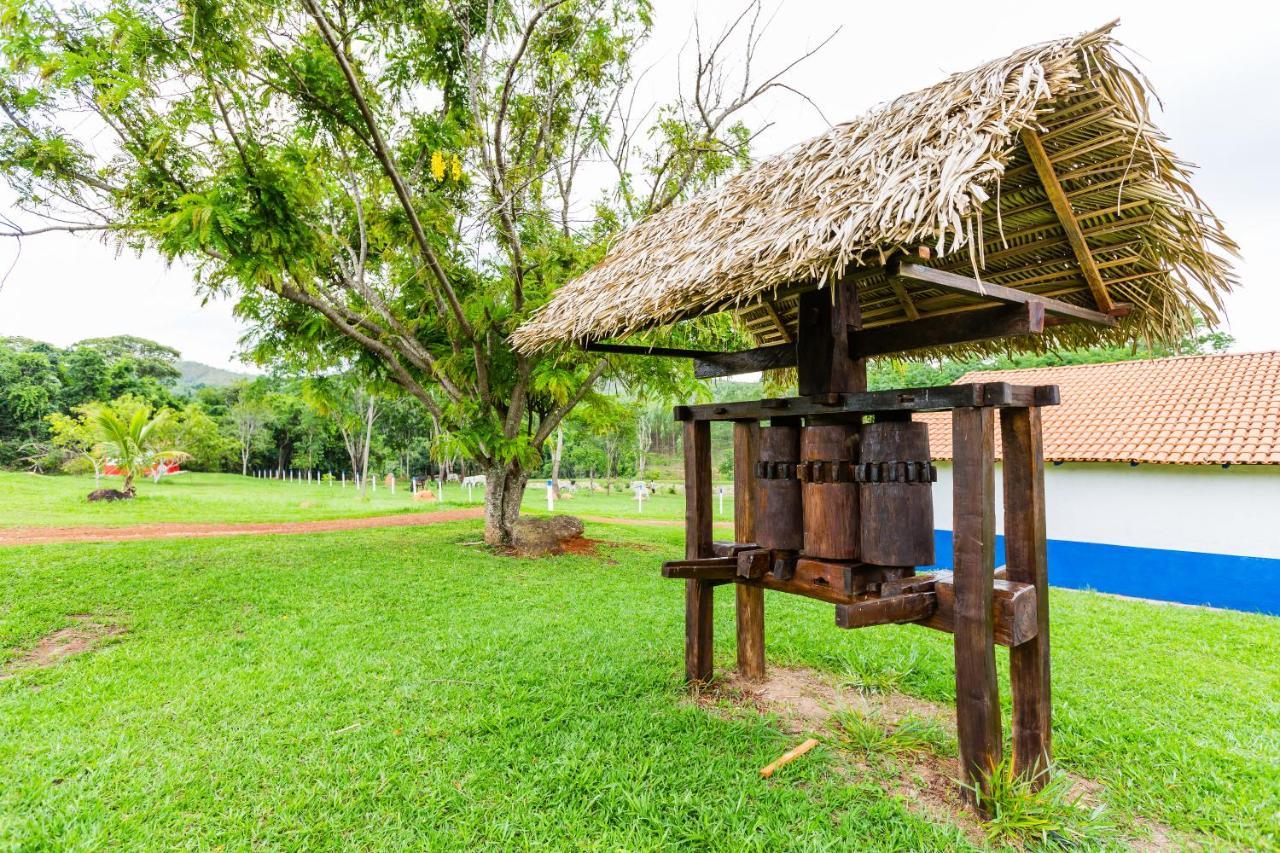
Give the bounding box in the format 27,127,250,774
483,463,530,547
550,425,564,499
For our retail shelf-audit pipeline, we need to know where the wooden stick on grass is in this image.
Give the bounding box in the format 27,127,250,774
760,738,819,778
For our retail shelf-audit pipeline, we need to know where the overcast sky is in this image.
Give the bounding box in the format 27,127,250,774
1,0,1275,370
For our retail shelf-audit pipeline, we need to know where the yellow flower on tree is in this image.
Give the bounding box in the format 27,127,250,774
430,150,446,181
450,154,462,181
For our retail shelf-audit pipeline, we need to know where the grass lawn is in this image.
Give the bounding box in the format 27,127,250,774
0,471,715,528
0,471,480,528
1,520,1277,848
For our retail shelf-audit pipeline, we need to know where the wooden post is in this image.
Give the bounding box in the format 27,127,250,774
733,420,765,681
951,406,1002,811
1001,407,1052,785
684,419,715,683
797,275,865,397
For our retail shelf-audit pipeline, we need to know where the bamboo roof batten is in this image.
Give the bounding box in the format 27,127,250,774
511,23,1237,358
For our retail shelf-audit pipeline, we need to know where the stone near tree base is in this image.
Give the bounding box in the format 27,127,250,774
512,515,586,556
87,488,134,502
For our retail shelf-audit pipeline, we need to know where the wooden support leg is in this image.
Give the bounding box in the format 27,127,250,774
684,420,714,683
1001,407,1052,786
952,407,1002,811
732,421,765,680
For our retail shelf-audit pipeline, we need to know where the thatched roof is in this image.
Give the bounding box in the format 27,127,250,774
512,24,1236,356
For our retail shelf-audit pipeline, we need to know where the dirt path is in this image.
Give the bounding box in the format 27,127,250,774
0,507,485,547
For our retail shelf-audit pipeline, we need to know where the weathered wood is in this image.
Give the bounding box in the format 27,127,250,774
737,548,771,579
951,406,1002,810
662,557,737,581
684,419,714,683
712,541,758,558
755,426,803,552
673,382,1060,422
1001,407,1053,786
887,260,1117,327
736,584,766,680
762,300,793,343
916,571,1039,647
849,303,1046,359
801,424,860,560
836,592,937,628
733,421,766,681
1020,129,1116,314
797,274,865,396
740,557,911,605
859,420,934,567
694,343,794,379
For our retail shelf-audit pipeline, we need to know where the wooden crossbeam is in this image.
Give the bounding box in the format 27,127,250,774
849,303,1045,359
762,300,793,343
886,261,1118,327
1020,128,1117,314
673,382,1060,422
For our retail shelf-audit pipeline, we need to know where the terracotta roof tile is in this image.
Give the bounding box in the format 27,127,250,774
921,351,1280,465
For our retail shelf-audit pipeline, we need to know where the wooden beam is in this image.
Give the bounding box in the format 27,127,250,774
797,273,865,396
951,406,1002,812
916,571,1039,647
673,382,1061,422
836,593,936,628
693,343,793,379
1001,407,1053,786
683,420,714,683
887,261,1117,327
1020,129,1116,314
889,278,921,321
849,303,1045,359
662,557,737,581
733,421,766,681
762,300,793,343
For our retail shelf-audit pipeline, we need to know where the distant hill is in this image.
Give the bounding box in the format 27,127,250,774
176,360,252,388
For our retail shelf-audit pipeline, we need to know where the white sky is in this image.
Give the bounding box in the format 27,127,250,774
0,0,1276,370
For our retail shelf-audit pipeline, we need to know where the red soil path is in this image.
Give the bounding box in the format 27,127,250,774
0,507,484,547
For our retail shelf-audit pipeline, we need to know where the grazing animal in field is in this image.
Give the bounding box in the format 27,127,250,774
87,487,135,502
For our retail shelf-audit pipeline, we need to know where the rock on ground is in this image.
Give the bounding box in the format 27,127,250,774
512,515,586,556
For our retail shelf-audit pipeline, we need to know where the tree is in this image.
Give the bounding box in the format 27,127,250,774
228,396,272,476
171,402,235,471
90,404,188,495
47,404,106,484
0,0,823,543
303,375,379,499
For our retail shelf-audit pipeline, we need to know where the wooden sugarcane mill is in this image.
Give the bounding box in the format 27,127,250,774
511,26,1236,809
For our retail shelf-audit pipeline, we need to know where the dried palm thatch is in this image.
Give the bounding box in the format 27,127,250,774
512,23,1236,357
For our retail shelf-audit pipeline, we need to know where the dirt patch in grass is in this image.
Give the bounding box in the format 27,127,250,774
1,616,125,680
697,666,1187,850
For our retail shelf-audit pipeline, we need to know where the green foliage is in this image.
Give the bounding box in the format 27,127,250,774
90,401,189,492
831,710,952,759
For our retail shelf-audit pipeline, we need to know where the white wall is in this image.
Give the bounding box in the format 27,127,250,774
933,462,1280,560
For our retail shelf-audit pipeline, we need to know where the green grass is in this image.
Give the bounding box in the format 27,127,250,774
1,520,1277,848
0,471,479,528
0,471,721,528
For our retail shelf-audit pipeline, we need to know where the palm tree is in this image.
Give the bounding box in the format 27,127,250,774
91,407,189,496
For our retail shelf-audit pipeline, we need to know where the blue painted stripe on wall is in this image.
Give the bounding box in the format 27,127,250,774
928,531,1280,616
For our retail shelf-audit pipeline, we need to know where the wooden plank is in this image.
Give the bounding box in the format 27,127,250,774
836,592,936,628
673,382,1060,422
849,303,1045,359
951,406,1002,811
684,419,714,683
1001,407,1053,786
889,276,921,321
712,541,758,558
1020,129,1116,314
733,421,766,681
888,260,1117,327
662,557,737,581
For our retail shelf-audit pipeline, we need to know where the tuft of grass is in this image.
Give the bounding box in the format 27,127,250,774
835,651,920,695
973,758,1119,850
832,710,951,759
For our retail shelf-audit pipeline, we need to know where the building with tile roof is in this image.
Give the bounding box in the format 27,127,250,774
919,351,1280,614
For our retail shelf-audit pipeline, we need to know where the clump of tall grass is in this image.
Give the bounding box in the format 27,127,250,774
971,757,1119,849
